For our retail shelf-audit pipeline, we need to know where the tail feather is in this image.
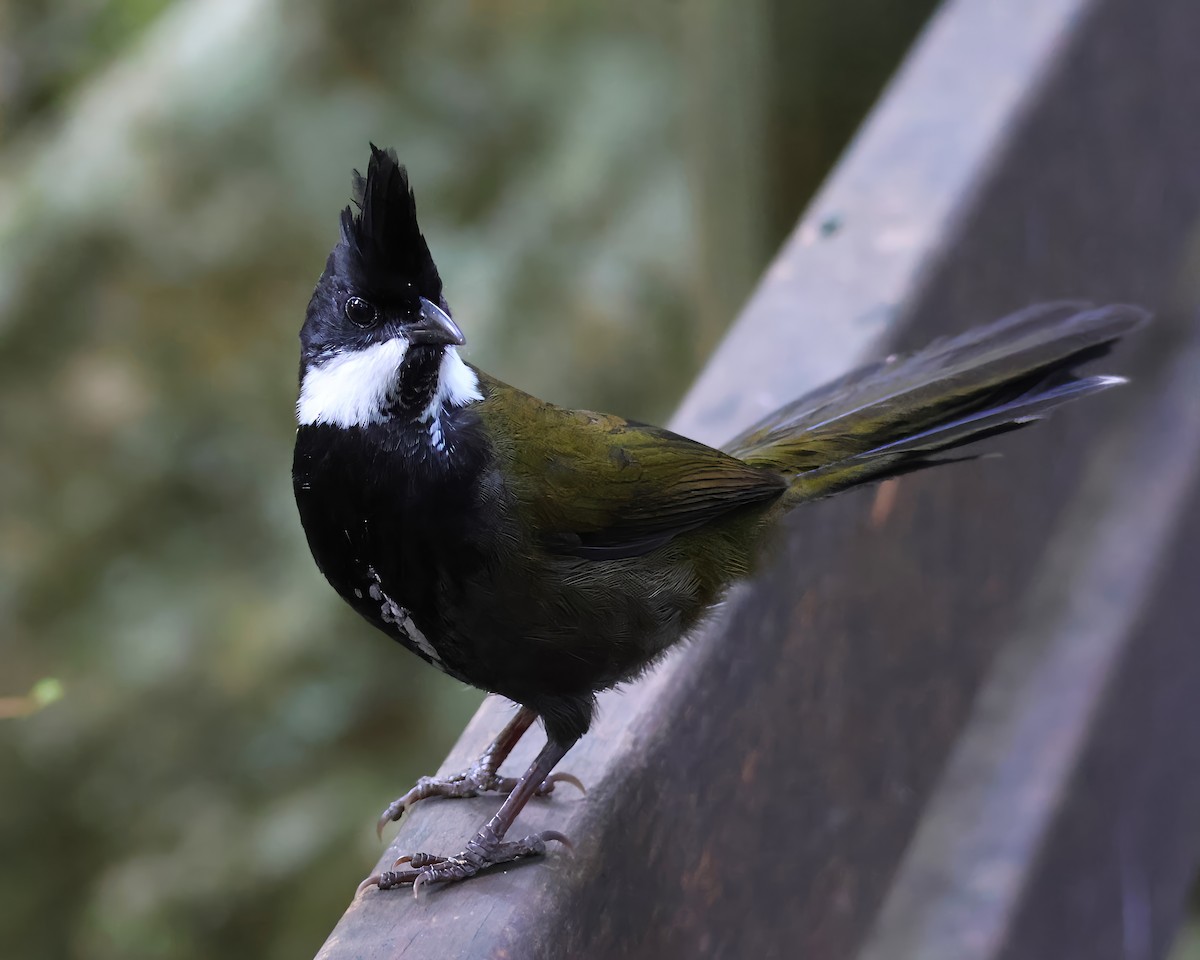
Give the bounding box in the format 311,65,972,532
722,302,1147,505
865,374,1124,457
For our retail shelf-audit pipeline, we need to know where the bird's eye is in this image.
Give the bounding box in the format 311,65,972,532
344,296,378,328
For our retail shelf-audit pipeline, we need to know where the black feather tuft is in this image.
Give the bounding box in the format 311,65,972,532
338,145,443,305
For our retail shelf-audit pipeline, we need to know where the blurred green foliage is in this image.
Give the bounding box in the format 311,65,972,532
1,2,698,957
0,1,939,957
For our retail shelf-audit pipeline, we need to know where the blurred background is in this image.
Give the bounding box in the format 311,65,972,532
0,1,949,957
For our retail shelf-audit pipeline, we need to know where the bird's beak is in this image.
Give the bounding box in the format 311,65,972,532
409,297,466,347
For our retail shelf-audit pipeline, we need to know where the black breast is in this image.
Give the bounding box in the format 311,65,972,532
292,406,494,679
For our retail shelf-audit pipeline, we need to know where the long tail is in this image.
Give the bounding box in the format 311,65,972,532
723,302,1148,506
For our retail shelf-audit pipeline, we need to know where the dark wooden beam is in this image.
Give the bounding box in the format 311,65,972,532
316,0,1200,956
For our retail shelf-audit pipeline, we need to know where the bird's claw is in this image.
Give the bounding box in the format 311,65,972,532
541,771,586,797
357,830,572,898
375,767,585,838
393,851,447,868
374,770,475,838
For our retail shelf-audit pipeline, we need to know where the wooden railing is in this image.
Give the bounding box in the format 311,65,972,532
317,0,1200,956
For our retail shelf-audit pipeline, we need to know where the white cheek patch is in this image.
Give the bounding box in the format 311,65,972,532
297,338,411,427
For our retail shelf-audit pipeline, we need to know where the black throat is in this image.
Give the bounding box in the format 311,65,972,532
386,344,443,419
292,396,494,677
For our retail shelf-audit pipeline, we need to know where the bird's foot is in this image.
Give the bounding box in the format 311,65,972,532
376,762,583,837
357,826,572,897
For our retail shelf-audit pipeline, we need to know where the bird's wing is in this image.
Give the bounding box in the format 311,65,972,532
473,372,785,560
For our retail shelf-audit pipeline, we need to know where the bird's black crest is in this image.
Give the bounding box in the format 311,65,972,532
338,145,443,303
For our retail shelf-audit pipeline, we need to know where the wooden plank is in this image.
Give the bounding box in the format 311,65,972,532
316,0,1200,956
860,318,1200,959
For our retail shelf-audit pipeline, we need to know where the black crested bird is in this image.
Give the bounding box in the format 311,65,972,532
292,146,1146,895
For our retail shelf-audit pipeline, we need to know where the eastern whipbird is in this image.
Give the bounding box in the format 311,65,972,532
292,146,1146,895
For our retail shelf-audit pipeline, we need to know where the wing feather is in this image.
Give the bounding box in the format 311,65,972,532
474,373,785,560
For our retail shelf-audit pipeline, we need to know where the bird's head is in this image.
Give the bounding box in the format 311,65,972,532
297,146,481,430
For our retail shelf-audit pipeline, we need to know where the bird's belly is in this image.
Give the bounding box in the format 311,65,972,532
432,551,710,702
308,512,714,701
294,426,731,702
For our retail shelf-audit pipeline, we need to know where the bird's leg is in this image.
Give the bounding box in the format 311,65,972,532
361,737,576,895
376,705,583,837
